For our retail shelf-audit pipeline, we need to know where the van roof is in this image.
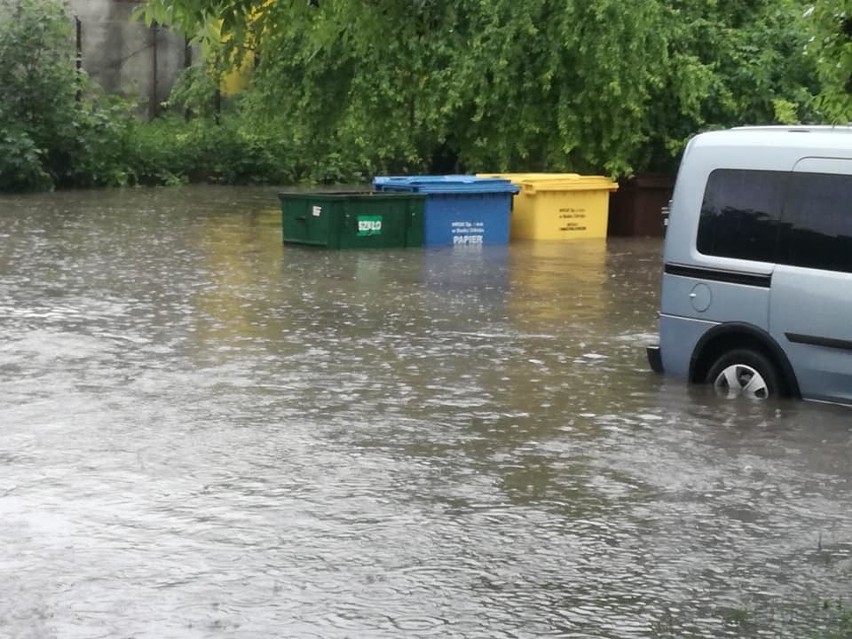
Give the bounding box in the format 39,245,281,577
691,126,852,153
732,125,852,133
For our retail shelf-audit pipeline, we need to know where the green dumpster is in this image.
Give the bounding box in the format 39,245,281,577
278,191,426,249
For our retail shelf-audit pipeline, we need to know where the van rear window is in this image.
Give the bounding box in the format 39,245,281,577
778,172,852,273
697,168,852,272
697,169,786,262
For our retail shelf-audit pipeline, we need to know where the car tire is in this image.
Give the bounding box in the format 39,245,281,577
705,349,783,400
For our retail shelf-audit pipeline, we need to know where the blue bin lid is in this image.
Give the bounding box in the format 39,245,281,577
373,175,520,195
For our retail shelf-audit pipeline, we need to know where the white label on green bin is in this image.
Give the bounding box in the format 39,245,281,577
312,205,322,217
357,215,382,236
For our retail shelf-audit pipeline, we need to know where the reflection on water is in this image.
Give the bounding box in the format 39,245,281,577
509,239,609,325
0,186,850,639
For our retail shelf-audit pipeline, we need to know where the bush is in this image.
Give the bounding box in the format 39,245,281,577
0,0,357,193
0,128,52,192
123,115,308,187
64,98,136,188
125,117,193,186
0,0,140,191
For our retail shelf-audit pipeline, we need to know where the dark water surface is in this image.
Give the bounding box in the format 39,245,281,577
0,186,850,639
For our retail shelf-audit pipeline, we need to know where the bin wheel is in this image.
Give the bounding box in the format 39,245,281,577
705,349,782,400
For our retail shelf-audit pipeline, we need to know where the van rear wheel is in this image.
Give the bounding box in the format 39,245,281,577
705,349,782,400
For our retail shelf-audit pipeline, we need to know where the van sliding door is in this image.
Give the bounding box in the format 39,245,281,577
769,158,852,402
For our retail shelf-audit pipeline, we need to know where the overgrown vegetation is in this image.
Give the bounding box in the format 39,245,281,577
0,0,366,191
807,0,852,122
123,117,299,186
0,0,135,190
147,0,829,178
0,0,849,193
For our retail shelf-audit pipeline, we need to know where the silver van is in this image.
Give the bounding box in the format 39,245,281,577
647,125,852,403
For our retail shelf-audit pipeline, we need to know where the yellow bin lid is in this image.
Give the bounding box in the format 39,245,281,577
477,172,618,194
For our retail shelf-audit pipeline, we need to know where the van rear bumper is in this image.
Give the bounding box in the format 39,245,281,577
646,345,663,373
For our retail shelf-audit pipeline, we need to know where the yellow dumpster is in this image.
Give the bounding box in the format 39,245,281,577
478,173,618,240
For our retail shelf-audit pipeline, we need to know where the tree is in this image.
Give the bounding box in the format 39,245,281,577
135,0,271,46
139,0,823,180
0,0,136,191
642,0,820,173
806,0,852,122
0,0,79,189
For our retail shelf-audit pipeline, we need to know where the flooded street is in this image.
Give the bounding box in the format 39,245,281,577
0,186,850,639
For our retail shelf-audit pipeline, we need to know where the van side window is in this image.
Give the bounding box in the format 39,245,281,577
778,172,852,273
696,169,787,262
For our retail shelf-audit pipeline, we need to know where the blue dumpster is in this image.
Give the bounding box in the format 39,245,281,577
372,175,519,247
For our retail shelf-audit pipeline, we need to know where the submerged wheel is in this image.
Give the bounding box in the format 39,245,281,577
705,349,782,400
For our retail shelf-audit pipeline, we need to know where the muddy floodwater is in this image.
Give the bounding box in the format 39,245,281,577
0,186,850,639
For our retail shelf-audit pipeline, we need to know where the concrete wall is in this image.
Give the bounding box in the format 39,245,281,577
67,0,190,118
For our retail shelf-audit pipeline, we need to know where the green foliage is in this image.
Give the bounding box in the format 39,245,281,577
0,0,140,191
448,0,674,174
134,0,262,43
1,0,838,192
820,599,852,639
0,0,78,134
123,115,304,187
125,117,193,186
642,0,820,173
166,56,228,119
65,96,138,188
237,0,818,177
0,128,52,192
806,0,852,122
174,118,292,184
165,65,219,120
184,0,819,179
0,0,79,188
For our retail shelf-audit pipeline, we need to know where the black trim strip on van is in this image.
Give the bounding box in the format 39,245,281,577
785,333,852,352
664,263,772,288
